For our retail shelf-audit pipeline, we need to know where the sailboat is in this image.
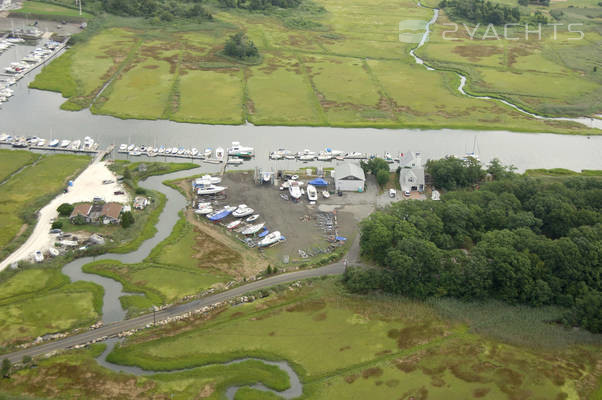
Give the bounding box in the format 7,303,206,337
241,222,265,235
258,231,282,247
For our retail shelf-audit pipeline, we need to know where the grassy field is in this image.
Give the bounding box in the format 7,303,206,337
28,0,601,133
0,150,40,183
3,279,598,399
0,152,89,261
11,0,93,19
0,267,102,350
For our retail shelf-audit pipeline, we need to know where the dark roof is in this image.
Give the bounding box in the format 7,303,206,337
100,202,123,220
70,203,92,218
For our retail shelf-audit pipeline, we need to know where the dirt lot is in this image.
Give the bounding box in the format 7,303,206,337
199,172,377,264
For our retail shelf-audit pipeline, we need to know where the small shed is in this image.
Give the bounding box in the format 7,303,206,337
335,163,365,192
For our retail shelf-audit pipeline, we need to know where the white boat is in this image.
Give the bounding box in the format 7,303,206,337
322,190,330,199
198,175,221,184
227,157,243,165
269,152,283,160
129,151,142,156
127,144,135,152
191,148,199,157
288,181,302,200
345,152,366,159
262,171,273,183
317,152,333,161
49,139,59,147
227,220,242,230
228,141,254,157
197,184,227,195
215,147,225,160
204,148,213,157
299,154,316,161
48,248,59,257
70,140,81,150
195,207,213,215
37,139,46,147
83,136,94,149
307,184,318,201
0,133,8,141
258,231,282,247
233,205,254,218
242,222,265,235
158,146,165,153
60,139,71,148
119,144,128,152
33,251,44,263
384,152,394,163
246,214,259,222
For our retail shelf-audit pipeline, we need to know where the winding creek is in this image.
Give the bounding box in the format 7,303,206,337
0,8,601,397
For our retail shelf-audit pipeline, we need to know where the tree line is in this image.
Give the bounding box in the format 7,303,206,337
217,0,300,10
100,0,212,21
439,0,521,25
344,158,602,333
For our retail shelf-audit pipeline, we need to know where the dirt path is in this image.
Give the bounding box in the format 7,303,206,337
0,160,128,270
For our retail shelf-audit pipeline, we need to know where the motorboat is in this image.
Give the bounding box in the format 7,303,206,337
193,175,221,185
233,205,254,218
322,190,330,199
246,214,259,222
270,149,292,160
204,148,213,157
345,152,366,159
129,150,142,156
70,140,81,150
197,202,212,209
158,146,165,153
191,148,199,157
60,139,71,148
33,251,44,263
207,206,235,221
0,133,8,141
49,139,59,147
83,136,94,149
307,184,318,201
195,207,213,215
262,171,273,183
384,152,395,163
269,152,283,160
227,157,243,165
228,141,254,158
317,152,333,161
227,220,242,230
197,183,227,195
215,147,225,160
299,154,316,161
241,222,265,235
119,144,128,152
48,248,60,257
37,139,46,147
127,144,135,152
288,180,302,200
258,231,282,247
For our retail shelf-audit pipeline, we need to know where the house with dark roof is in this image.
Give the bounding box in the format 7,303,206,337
99,202,123,224
69,203,92,223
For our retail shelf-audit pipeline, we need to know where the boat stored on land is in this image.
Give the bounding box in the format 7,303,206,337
242,222,265,235
258,231,282,247
307,184,318,201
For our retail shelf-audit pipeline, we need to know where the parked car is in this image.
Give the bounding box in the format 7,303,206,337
102,179,114,185
49,228,62,234
404,190,411,197
389,188,396,198
114,190,125,195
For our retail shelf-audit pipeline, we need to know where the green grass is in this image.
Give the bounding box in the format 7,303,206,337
26,0,602,134
234,387,283,400
12,0,93,19
0,153,89,260
0,150,40,183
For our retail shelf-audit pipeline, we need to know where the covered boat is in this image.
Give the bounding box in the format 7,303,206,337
258,231,282,247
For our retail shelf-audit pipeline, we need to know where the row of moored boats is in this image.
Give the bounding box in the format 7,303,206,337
0,133,98,152
269,148,399,162
118,141,254,164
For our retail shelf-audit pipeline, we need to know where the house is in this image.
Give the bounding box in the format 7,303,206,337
134,196,149,210
335,163,365,192
398,151,423,169
99,202,123,224
399,167,425,193
69,203,92,223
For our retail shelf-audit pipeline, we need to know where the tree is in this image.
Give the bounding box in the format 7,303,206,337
224,32,258,60
1,359,11,378
22,355,32,367
57,203,74,217
121,211,135,228
266,265,273,274
518,0,528,6
376,169,389,187
51,221,63,230
123,168,132,180
72,214,88,225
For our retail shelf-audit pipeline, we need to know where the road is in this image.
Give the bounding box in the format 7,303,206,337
3,260,350,364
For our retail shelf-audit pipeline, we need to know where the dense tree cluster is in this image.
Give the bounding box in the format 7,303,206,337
361,158,391,187
439,0,521,25
217,0,300,10
224,32,259,59
100,0,212,21
344,165,602,333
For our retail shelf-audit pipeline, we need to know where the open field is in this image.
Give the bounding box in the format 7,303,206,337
0,150,39,183
28,0,601,133
0,267,102,350
0,152,89,261
11,0,93,19
3,278,595,399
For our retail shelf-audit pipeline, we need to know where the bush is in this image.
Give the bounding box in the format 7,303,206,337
51,221,63,230
224,32,258,60
71,215,88,225
376,169,390,187
57,203,74,217
121,211,135,228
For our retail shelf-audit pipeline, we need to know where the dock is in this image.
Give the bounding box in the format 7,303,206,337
0,39,68,83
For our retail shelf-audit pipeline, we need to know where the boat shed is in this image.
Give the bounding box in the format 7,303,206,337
335,163,365,192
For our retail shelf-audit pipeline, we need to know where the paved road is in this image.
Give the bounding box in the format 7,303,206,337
3,261,349,363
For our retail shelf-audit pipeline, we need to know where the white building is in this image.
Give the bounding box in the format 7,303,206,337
398,151,423,168
334,163,365,192
400,167,425,193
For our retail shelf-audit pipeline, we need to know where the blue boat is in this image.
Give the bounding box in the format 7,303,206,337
207,209,233,221
257,228,270,238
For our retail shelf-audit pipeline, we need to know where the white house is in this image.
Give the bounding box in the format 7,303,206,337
398,151,423,168
399,167,425,193
335,163,365,192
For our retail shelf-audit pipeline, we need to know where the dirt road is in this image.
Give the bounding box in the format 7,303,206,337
0,160,128,270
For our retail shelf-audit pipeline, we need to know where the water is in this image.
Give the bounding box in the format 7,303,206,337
97,338,303,399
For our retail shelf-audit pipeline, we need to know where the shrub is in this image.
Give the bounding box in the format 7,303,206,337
57,203,74,216
121,211,135,228
51,221,63,230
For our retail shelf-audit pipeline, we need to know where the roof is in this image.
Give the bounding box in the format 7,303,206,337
398,152,422,168
100,202,123,220
335,163,365,181
70,203,92,218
